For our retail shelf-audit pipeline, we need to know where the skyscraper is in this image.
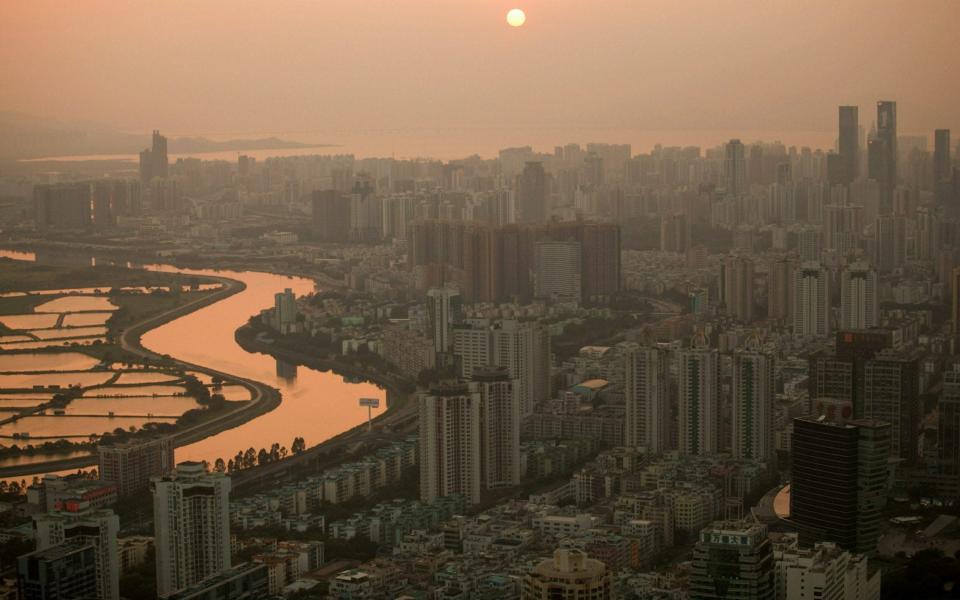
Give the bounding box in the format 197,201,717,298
767,254,798,324
523,549,611,600
724,139,747,196
516,161,547,223
418,381,483,505
793,262,830,339
312,190,351,243
862,349,920,464
933,129,951,184
534,241,582,304
868,101,897,214
153,462,232,598
140,130,169,183
873,214,905,273
732,337,774,462
34,505,120,600
791,413,889,554
624,345,671,453
938,365,960,486
720,254,755,323
427,287,463,356
471,366,521,489
678,333,719,456
838,106,859,184
689,520,775,600
840,262,878,330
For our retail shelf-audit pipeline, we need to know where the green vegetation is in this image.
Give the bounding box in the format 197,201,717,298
118,546,157,600
551,314,639,360
882,548,960,599
0,258,208,293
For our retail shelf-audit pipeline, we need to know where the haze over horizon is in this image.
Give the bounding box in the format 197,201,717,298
2,0,958,158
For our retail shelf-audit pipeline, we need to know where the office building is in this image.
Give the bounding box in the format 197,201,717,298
838,106,859,184
522,549,610,600
689,520,774,600
34,505,120,600
732,338,774,462
868,101,897,214
516,161,547,223
840,262,878,330
720,254,755,323
427,287,463,356
17,541,98,600
862,350,920,464
624,345,671,453
311,190,351,243
534,241,582,304
773,539,881,600
153,462,232,598
724,139,747,196
791,414,889,554
98,436,175,496
678,333,719,456
793,262,830,339
418,382,483,505
471,366,521,489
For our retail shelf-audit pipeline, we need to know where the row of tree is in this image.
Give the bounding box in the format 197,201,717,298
212,437,308,473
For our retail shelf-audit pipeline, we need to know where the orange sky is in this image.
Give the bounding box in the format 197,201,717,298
1,0,957,155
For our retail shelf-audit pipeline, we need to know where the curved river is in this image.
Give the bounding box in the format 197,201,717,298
0,249,386,475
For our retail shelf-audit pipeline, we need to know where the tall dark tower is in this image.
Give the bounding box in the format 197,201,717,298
838,106,859,184
869,101,897,214
151,130,169,179
515,161,547,223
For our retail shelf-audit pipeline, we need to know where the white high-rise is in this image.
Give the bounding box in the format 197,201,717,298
471,366,521,489
678,333,719,456
34,505,120,600
793,262,831,338
419,382,483,505
624,345,671,453
427,287,462,354
840,262,878,330
153,462,232,598
534,241,582,304
732,337,775,462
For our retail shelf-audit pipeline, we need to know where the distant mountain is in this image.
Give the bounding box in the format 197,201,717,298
0,112,314,159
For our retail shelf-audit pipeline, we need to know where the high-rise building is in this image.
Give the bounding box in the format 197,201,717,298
808,330,893,417
534,241,582,304
522,549,611,600
516,161,548,223
140,130,169,183
873,214,905,273
418,381,483,505
868,101,897,214
773,539,881,600
934,129,951,184
427,288,463,356
938,365,960,485
624,345,671,453
98,436,174,496
840,262,878,330
471,366,521,489
724,139,747,196
349,177,382,242
838,106,860,184
311,190,351,243
17,541,99,600
660,213,690,253
33,183,92,229
767,254,798,324
720,254,755,323
862,349,920,464
34,504,120,600
823,203,862,254
797,229,821,262
791,413,890,554
678,333,719,456
732,338,774,462
273,288,298,334
793,262,830,338
689,520,775,600
153,462,232,598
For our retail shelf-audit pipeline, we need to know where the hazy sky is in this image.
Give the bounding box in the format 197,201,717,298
2,1,958,156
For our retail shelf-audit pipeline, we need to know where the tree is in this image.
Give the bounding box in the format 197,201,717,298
257,448,269,466
243,447,256,469
213,458,226,473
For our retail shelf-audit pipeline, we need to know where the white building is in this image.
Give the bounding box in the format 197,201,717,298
624,345,671,453
774,537,881,600
840,262,879,330
419,382,483,505
152,462,232,598
678,334,719,456
793,261,830,338
471,366,521,489
34,504,120,600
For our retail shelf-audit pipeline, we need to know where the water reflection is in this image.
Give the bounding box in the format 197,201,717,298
276,360,298,383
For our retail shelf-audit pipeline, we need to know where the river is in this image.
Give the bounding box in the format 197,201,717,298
0,249,386,476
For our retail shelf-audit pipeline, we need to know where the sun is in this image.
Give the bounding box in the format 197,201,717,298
506,8,526,27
